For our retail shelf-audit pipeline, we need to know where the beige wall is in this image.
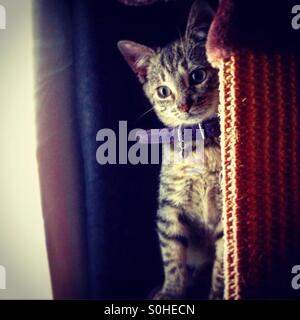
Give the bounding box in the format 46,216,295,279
0,0,52,299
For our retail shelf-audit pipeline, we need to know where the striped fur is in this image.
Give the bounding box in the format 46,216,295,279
118,0,223,299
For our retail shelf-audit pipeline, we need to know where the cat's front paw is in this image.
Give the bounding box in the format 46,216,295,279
208,289,224,300
153,290,184,300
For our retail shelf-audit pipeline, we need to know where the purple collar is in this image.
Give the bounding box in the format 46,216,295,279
136,117,220,144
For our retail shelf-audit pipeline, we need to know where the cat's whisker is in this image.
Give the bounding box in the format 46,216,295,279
136,106,155,121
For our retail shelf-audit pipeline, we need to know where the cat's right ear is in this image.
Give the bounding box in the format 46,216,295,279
117,40,155,81
185,0,215,42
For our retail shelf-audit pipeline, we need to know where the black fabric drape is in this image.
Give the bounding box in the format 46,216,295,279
34,0,194,299
34,0,88,299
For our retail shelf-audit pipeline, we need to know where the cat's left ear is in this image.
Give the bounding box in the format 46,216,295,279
118,40,155,82
185,0,215,42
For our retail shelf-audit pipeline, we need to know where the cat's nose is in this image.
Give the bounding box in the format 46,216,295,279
178,104,191,113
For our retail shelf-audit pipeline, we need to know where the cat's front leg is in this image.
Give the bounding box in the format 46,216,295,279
209,232,224,300
153,204,190,300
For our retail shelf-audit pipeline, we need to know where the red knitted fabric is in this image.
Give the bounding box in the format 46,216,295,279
212,50,300,299
206,0,300,299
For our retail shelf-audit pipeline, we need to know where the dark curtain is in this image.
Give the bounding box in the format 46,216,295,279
34,0,194,299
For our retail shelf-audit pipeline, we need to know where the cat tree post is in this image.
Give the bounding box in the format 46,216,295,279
207,0,300,299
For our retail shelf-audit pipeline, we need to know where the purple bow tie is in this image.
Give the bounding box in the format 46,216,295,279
135,117,220,144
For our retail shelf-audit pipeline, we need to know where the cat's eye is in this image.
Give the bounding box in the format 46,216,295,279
157,86,172,99
190,69,207,85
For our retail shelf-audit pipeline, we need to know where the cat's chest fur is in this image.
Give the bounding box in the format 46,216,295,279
159,139,222,231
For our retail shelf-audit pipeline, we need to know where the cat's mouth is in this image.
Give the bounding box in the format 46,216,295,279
180,92,217,115
175,101,218,125
189,106,208,116
176,108,213,126
182,92,219,120
180,102,213,117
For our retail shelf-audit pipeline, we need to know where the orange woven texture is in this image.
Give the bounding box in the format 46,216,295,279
220,50,300,299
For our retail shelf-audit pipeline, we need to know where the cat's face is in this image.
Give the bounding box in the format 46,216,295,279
141,38,218,127
118,0,218,127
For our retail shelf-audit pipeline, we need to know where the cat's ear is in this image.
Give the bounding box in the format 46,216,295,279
185,0,215,42
118,40,155,81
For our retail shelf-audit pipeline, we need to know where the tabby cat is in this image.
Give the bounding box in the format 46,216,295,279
118,0,223,300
